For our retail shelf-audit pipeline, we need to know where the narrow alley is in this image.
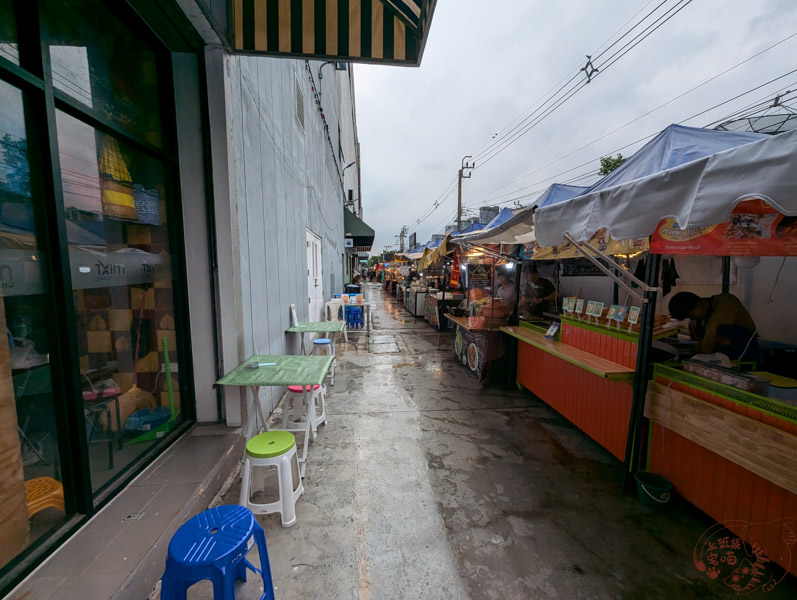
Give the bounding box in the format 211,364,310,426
186,283,796,600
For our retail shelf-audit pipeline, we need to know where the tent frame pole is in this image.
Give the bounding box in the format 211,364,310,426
722,256,731,293
562,234,657,299
622,252,661,492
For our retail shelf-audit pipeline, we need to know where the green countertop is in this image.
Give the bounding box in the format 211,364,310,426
216,354,334,387
286,321,346,333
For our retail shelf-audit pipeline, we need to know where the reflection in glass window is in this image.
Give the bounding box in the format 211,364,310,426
56,110,180,492
42,0,163,146
0,0,19,65
0,80,64,571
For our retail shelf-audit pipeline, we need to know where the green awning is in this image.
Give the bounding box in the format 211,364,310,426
232,0,436,66
344,207,375,250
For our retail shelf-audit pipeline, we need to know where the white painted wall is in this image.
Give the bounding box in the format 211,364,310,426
209,53,357,432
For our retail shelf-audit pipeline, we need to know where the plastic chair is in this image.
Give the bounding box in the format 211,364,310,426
160,504,275,599
25,477,65,517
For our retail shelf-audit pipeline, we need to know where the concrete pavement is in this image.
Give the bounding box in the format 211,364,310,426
184,282,796,600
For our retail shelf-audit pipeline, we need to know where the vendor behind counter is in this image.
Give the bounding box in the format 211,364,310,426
519,263,557,319
669,292,759,364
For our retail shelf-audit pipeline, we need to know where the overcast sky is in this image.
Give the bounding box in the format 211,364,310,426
354,0,796,254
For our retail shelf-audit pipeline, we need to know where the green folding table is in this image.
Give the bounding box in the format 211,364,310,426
286,321,347,355
216,354,334,477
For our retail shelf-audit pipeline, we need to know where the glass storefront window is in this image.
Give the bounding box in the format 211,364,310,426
0,0,19,65
0,79,64,570
42,0,163,147
56,110,181,491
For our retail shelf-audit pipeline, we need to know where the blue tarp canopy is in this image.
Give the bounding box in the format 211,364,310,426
482,207,516,228
534,184,589,209
583,124,765,195
449,182,588,245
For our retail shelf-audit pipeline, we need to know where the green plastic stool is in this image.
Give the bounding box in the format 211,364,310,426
239,431,303,527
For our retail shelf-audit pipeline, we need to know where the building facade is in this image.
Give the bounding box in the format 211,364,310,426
0,0,394,589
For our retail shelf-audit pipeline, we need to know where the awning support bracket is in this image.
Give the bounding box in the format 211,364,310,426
457,242,521,264
562,233,657,302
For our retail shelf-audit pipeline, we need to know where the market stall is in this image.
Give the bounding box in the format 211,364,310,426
530,125,797,577
442,245,513,382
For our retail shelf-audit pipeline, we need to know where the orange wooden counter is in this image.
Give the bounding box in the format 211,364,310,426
502,322,635,460
646,364,797,578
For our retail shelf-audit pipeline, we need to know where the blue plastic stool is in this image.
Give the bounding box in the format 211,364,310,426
160,505,274,600
346,306,363,329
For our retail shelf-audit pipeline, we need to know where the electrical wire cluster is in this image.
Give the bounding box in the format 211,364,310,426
405,0,697,241
404,12,797,241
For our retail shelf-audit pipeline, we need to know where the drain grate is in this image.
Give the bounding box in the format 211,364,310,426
123,513,144,522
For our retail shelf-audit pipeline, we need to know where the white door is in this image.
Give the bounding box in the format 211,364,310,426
306,229,324,322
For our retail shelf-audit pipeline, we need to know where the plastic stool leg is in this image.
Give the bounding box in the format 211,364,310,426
253,525,276,600
239,457,252,507
278,456,298,528
160,571,188,600
212,567,236,600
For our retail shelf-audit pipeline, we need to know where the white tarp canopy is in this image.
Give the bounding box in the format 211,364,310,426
450,183,590,246
450,205,536,245
534,127,797,248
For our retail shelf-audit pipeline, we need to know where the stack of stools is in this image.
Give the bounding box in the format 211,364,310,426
283,384,326,440
239,431,303,528
160,504,275,599
345,306,363,329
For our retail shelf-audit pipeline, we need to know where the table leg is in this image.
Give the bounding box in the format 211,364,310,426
299,387,314,478
113,395,122,449
253,386,267,433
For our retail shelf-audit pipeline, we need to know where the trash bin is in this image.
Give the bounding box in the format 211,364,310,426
635,471,672,509
344,284,361,294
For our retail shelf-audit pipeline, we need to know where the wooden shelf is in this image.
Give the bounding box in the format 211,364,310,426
646,382,797,495
501,325,635,380
444,314,501,332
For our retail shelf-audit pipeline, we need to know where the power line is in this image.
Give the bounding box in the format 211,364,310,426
469,0,667,163
465,33,797,207
462,72,797,212
469,0,692,168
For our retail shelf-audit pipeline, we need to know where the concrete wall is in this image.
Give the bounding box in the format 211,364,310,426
209,52,359,432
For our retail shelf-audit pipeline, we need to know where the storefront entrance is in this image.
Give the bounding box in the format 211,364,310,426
307,229,324,322
0,0,194,588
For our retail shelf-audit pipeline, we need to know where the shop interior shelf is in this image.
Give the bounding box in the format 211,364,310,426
501,325,635,380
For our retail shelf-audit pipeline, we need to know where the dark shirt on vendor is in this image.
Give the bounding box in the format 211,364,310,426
527,277,556,316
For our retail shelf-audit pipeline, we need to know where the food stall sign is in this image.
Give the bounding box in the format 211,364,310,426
651,199,797,256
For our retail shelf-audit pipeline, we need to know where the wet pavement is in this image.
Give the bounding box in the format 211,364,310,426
184,282,796,600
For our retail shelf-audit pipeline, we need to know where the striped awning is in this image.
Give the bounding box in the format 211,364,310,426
232,0,436,66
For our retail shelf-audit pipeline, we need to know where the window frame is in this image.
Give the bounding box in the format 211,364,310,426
0,0,200,592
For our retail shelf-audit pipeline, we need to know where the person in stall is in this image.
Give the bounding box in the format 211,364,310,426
495,270,515,305
519,264,557,317
668,291,760,363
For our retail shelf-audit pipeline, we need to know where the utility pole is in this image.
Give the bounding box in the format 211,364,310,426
457,155,475,232
397,225,408,252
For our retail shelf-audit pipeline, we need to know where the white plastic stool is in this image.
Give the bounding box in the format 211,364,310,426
239,430,303,527
284,384,326,440
313,337,335,386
